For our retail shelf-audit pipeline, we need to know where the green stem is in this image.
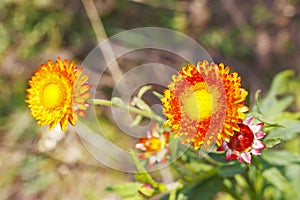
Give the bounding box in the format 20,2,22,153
243,170,259,200
169,187,177,200
170,161,191,182
203,154,221,166
185,148,222,166
224,177,244,200
91,99,165,123
180,169,218,194
221,185,243,200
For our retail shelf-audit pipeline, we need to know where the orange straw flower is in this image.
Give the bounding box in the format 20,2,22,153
136,124,170,167
161,60,248,149
26,57,91,131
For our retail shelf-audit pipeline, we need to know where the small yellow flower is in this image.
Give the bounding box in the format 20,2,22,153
161,60,248,149
26,57,91,131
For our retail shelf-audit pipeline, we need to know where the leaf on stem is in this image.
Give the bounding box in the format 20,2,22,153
218,162,248,178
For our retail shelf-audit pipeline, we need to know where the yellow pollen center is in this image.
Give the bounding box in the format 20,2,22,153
43,83,64,108
182,89,212,120
145,137,164,151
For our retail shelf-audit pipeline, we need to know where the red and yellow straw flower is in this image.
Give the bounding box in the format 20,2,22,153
136,124,170,167
161,60,248,149
26,57,91,131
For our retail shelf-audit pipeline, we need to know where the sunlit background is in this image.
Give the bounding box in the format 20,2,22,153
0,0,299,199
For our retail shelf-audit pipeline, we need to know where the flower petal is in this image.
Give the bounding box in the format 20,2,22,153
226,150,232,160
148,156,157,167
146,130,152,138
226,150,237,160
161,61,248,150
251,148,261,155
255,131,266,139
217,141,228,151
157,149,168,162
241,152,252,164
252,140,266,149
26,57,91,132
244,117,253,126
250,122,264,133
135,143,146,150
237,155,244,163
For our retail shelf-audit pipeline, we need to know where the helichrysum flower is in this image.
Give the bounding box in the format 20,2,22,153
135,124,170,167
217,117,266,164
161,60,248,149
26,57,91,132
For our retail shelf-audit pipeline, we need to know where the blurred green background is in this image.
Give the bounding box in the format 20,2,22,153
0,0,299,199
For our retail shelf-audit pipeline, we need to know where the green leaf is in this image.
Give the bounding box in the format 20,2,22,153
208,152,228,163
185,160,214,174
252,71,297,125
250,112,284,127
263,138,282,148
188,177,222,200
262,150,300,166
263,167,297,198
134,173,159,189
268,70,295,96
252,90,263,114
285,164,300,200
123,196,146,200
260,70,295,116
262,96,294,117
274,111,300,120
159,192,188,200
218,162,248,178
177,193,189,200
130,150,159,188
106,182,140,198
168,187,177,200
138,184,155,197
131,150,147,173
251,90,291,127
265,120,300,141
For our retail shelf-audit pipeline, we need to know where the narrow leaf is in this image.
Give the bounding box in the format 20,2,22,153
262,150,300,166
106,182,140,198
130,150,158,187
263,167,296,198
218,162,248,178
189,177,222,200
265,120,300,141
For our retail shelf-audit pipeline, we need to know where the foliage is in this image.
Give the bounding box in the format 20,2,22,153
107,70,300,200
1,0,300,199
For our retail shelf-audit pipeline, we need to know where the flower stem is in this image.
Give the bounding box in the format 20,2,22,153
91,99,165,123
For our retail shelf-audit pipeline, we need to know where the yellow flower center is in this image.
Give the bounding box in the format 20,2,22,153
42,83,65,108
182,88,212,120
144,137,164,152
